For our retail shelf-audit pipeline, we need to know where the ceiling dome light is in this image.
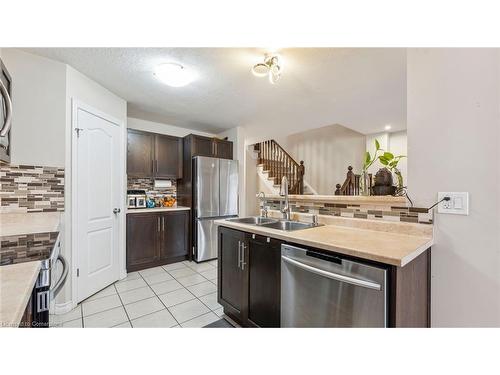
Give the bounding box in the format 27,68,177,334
154,63,194,87
384,124,392,131
252,54,282,84
252,63,269,77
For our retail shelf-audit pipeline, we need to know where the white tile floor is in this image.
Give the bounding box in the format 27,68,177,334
50,259,226,328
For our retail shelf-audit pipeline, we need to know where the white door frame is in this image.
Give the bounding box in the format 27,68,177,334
71,99,127,306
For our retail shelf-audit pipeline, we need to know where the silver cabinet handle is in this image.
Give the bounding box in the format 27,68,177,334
281,255,382,290
162,216,165,231
50,254,68,300
237,241,241,268
0,79,12,137
241,243,246,270
157,217,160,232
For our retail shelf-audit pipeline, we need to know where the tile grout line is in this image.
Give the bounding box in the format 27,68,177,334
113,283,133,327
136,271,182,327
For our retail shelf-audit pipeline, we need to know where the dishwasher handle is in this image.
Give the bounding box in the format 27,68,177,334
281,255,382,290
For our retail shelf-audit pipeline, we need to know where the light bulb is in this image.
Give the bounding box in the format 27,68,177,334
154,63,195,87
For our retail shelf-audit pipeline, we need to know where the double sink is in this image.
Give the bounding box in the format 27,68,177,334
227,216,322,231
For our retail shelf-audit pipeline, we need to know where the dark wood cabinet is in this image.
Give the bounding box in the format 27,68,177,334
191,135,215,157
183,134,233,160
155,134,183,179
127,210,189,272
127,130,154,178
127,129,183,179
214,139,233,159
218,227,281,327
218,227,246,322
246,234,281,328
127,213,160,271
19,291,34,328
160,210,189,261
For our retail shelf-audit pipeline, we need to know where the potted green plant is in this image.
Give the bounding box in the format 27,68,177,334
378,152,406,191
360,139,383,195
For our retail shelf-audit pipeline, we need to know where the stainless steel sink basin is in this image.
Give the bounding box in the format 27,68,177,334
260,220,321,231
227,216,279,225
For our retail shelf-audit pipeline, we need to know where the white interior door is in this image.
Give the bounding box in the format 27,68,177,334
75,105,122,302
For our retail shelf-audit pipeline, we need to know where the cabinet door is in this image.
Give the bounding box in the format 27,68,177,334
127,214,160,272
160,211,189,261
245,234,281,327
218,227,246,321
192,135,214,157
127,130,154,178
215,140,233,159
155,135,183,179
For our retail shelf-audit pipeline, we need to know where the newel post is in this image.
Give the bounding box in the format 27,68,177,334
298,160,305,194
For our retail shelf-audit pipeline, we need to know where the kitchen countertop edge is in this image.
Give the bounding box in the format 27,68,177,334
126,206,191,214
215,220,433,267
0,261,41,328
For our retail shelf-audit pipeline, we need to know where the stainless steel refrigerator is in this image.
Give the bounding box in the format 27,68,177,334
193,156,238,262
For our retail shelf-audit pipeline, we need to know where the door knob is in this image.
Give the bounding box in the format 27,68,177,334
113,208,121,214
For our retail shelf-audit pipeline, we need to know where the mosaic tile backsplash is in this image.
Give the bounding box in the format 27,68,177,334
0,231,59,265
0,165,64,213
263,199,433,224
127,178,177,198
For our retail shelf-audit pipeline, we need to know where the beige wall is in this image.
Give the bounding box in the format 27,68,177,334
1,49,66,166
407,48,500,326
278,124,365,195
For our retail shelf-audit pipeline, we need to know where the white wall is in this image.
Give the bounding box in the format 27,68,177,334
63,65,128,306
128,117,214,137
278,124,366,195
407,48,500,327
366,130,408,186
1,49,66,166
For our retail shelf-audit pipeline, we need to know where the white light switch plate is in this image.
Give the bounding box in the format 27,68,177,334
437,192,469,215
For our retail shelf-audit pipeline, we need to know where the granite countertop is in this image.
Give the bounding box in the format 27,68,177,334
0,212,62,237
126,206,191,214
215,219,433,267
0,261,41,328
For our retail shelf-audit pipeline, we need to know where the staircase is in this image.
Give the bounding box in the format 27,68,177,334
254,140,310,195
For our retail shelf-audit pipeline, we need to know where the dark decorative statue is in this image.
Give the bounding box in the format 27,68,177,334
372,168,396,196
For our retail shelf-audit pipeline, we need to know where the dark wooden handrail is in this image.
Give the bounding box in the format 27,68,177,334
335,166,371,195
255,140,305,194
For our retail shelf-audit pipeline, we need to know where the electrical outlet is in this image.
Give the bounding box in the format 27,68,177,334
437,192,469,215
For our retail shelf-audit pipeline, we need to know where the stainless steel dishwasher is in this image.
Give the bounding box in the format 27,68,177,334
281,244,388,327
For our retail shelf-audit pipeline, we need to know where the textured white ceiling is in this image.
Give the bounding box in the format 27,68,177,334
25,48,406,135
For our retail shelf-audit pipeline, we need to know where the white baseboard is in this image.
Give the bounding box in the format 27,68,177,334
53,300,75,315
